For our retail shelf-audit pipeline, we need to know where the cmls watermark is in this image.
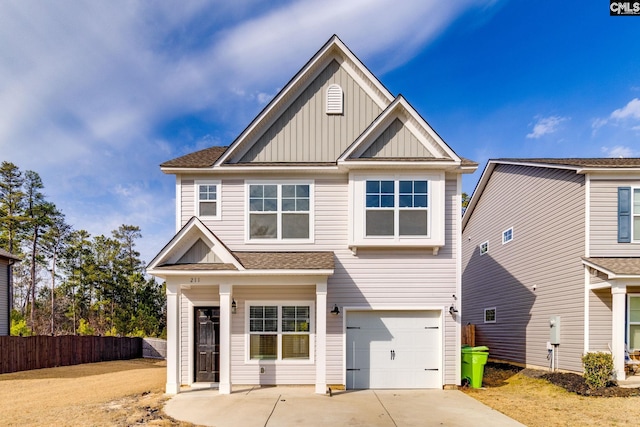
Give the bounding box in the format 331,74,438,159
610,1,640,15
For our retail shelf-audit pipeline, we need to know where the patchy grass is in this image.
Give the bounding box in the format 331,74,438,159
0,359,195,426
464,363,640,426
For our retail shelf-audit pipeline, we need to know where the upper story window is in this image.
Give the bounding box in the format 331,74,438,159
480,241,489,255
247,181,313,241
326,84,343,115
350,173,445,249
365,179,429,237
484,307,496,323
196,180,220,219
634,189,640,241
502,228,513,244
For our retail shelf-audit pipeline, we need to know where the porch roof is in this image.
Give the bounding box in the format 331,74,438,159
583,257,640,279
154,251,335,272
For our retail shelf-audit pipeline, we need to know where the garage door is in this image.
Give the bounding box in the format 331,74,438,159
346,310,441,389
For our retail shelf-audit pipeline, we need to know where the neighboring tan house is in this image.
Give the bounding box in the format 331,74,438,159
0,249,19,336
462,158,640,380
148,35,477,394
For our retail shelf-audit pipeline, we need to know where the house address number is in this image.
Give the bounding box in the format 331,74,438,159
190,277,200,283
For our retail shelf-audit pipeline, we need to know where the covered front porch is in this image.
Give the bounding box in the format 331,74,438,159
584,257,640,381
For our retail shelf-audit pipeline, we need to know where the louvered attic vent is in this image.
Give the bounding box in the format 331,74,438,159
326,84,343,115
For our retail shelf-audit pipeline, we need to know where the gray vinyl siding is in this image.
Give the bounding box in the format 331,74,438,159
361,118,434,158
176,172,461,386
462,164,586,372
238,60,383,163
0,260,8,336
589,287,612,353
589,177,640,256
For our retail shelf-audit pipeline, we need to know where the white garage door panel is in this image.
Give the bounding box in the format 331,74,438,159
346,310,442,389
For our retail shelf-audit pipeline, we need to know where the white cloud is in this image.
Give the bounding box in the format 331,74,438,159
610,98,640,120
526,116,568,139
601,145,638,158
0,0,497,263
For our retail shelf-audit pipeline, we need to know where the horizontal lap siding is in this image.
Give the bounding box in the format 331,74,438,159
232,286,316,385
590,178,640,256
0,260,8,335
589,288,612,352
181,179,195,225
462,164,585,372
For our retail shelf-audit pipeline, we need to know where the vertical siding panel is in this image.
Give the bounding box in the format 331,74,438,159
462,164,586,372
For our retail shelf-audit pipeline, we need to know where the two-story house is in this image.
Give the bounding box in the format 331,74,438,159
0,249,19,336
148,35,477,394
462,158,640,380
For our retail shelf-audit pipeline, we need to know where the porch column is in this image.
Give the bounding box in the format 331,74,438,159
612,282,626,380
219,284,232,394
166,283,180,394
315,281,327,394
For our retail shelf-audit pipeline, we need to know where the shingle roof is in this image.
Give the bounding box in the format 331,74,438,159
583,257,640,276
496,158,640,168
0,249,20,261
155,251,334,271
234,252,334,270
160,146,228,168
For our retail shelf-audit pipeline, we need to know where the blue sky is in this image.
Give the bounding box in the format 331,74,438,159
1,1,639,264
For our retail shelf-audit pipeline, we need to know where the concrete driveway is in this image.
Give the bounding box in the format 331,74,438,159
164,386,525,427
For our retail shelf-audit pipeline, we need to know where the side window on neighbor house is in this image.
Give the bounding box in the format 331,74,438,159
196,181,220,219
365,179,429,237
502,228,513,244
248,182,312,240
480,241,489,255
484,307,496,323
618,187,640,243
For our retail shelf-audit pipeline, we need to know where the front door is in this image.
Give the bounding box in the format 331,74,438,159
195,307,220,382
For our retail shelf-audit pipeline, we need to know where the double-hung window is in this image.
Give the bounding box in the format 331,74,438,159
196,180,220,219
248,303,312,361
634,189,640,241
365,179,429,237
629,295,640,350
248,182,312,241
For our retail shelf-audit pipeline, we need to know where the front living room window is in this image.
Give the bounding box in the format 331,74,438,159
248,182,311,240
629,295,640,350
365,179,429,237
248,303,312,361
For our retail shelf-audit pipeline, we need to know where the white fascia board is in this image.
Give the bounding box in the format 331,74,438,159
576,168,640,175
338,161,462,170
214,36,394,167
147,269,333,277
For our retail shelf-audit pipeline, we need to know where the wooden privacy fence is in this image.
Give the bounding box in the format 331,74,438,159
0,335,142,375
462,324,476,347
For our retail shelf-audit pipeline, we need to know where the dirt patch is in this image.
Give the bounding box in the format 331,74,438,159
0,359,196,426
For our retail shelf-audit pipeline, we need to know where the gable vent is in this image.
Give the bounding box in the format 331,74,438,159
326,84,343,115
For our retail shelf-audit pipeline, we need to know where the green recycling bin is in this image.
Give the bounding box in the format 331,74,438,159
461,345,489,388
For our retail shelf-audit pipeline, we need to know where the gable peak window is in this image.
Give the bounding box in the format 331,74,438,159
248,182,312,241
196,180,220,219
326,84,343,115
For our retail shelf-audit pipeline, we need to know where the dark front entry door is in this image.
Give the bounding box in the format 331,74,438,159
195,307,220,382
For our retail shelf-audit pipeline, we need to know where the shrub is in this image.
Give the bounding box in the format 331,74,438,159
582,352,614,389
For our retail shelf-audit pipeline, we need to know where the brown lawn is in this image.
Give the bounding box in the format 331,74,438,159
0,358,194,426
464,364,640,427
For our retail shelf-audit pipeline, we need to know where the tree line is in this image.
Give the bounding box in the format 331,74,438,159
0,161,165,337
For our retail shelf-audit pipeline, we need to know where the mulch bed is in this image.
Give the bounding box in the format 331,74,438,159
482,362,640,397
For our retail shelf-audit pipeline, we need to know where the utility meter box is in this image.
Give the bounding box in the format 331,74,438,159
550,316,561,345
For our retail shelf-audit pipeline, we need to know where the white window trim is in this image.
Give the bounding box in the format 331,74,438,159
502,227,513,245
484,307,496,324
245,180,314,243
480,241,489,256
628,294,640,351
349,172,445,248
195,180,221,220
633,188,640,243
244,300,315,364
